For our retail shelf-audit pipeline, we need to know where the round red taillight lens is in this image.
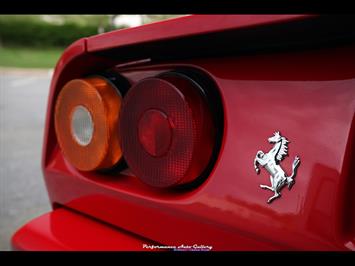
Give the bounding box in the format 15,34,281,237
54,76,124,171
137,109,173,157
119,72,216,188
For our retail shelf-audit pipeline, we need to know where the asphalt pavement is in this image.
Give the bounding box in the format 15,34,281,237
0,68,52,250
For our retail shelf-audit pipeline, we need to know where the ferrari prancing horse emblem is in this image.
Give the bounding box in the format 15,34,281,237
253,131,300,204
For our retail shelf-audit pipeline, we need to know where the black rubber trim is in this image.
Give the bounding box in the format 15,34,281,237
93,16,355,64
96,70,131,97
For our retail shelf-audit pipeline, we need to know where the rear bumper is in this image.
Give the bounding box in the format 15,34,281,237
11,208,151,251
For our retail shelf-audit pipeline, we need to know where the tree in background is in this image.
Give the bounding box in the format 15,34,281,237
0,15,183,49
0,15,184,68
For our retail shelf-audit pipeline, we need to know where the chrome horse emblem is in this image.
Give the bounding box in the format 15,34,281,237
253,131,300,204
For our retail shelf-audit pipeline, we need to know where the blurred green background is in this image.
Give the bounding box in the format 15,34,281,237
0,15,181,69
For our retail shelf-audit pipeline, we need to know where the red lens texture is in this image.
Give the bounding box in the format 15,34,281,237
119,73,216,188
138,109,173,157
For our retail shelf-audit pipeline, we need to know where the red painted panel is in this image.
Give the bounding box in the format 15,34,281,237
11,208,152,251
41,43,355,250
30,15,355,250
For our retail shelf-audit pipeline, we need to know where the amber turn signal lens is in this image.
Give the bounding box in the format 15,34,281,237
54,76,123,171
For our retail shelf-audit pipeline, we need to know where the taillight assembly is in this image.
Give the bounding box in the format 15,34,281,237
54,69,222,189
119,72,216,188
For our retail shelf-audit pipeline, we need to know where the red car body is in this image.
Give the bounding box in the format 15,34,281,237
11,15,355,251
